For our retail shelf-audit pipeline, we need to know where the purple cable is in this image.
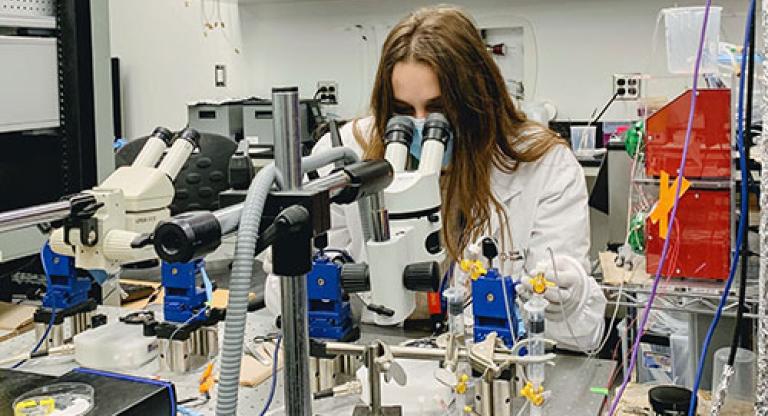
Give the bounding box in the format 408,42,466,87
607,2,713,414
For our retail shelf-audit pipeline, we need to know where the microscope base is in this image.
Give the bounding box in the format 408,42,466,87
473,377,515,416
157,324,218,373
33,300,97,352
352,406,402,416
309,355,360,393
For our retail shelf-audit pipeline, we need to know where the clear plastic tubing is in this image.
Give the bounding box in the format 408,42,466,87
525,295,549,416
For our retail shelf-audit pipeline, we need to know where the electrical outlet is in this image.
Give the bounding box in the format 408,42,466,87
215,64,226,87
613,73,642,100
316,81,338,105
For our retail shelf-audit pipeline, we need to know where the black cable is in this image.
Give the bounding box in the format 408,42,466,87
590,91,621,125
321,248,355,263
177,397,199,405
728,4,756,367
313,87,327,100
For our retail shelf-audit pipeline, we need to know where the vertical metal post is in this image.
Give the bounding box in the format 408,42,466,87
273,86,312,416
369,192,391,242
365,344,383,415
758,2,768,414
274,87,303,190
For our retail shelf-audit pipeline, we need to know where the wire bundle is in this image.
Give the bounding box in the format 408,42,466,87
690,0,756,414
607,2,715,414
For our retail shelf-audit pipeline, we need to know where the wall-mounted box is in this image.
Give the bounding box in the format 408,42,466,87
0,36,59,133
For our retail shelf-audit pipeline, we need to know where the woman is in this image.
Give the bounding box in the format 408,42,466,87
266,5,606,351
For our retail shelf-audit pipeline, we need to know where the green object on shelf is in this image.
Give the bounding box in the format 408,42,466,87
590,387,610,396
624,121,643,158
628,212,646,254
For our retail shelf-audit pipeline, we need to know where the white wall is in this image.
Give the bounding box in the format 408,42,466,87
109,0,247,139
239,0,751,121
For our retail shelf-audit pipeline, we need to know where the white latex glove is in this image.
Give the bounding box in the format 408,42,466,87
517,255,586,321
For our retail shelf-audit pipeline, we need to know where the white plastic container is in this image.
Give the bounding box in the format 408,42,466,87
712,347,755,401
570,125,597,151
74,321,158,371
663,6,722,74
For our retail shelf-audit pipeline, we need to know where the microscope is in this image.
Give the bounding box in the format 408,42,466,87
364,113,451,325
0,127,200,351
48,127,199,276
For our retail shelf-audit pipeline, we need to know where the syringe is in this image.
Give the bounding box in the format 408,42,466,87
521,274,554,416
442,286,472,415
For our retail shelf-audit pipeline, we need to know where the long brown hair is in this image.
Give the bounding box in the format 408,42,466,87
355,5,564,260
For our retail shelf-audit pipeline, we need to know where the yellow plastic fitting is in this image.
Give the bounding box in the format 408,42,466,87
529,273,556,295
15,397,55,415
199,362,215,394
520,381,545,407
460,259,487,281
455,373,470,394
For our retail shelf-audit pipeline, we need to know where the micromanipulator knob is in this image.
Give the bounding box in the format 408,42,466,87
340,263,370,293
403,261,441,292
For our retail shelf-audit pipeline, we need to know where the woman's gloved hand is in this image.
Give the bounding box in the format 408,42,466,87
517,255,587,321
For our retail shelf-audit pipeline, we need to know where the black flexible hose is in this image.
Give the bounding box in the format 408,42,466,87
728,3,756,367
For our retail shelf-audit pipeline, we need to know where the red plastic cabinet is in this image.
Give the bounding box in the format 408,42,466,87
645,89,731,179
645,189,730,280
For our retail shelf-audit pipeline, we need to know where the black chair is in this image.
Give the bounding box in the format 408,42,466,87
115,132,237,215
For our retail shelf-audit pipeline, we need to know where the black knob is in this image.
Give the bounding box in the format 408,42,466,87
482,238,498,265
314,234,329,251
367,304,395,317
341,263,370,293
179,127,201,148
152,126,173,145
228,152,254,190
403,261,441,292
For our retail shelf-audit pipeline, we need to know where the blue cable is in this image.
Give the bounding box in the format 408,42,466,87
259,335,282,416
177,405,203,416
200,265,214,304
688,0,755,413
13,246,57,369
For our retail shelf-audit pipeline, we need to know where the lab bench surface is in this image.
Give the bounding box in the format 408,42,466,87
0,305,614,415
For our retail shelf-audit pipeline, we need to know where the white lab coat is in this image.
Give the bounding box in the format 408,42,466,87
265,116,607,351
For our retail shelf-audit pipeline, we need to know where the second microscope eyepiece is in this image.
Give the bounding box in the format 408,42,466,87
422,113,451,145
178,127,202,148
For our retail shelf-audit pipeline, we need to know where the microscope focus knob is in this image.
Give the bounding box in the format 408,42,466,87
340,263,370,293
403,261,441,292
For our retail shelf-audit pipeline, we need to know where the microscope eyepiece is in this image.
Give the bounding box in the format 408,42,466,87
178,127,202,148
423,113,452,145
384,116,415,146
151,126,174,145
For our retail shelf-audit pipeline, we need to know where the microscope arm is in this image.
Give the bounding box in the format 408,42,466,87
151,159,394,264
